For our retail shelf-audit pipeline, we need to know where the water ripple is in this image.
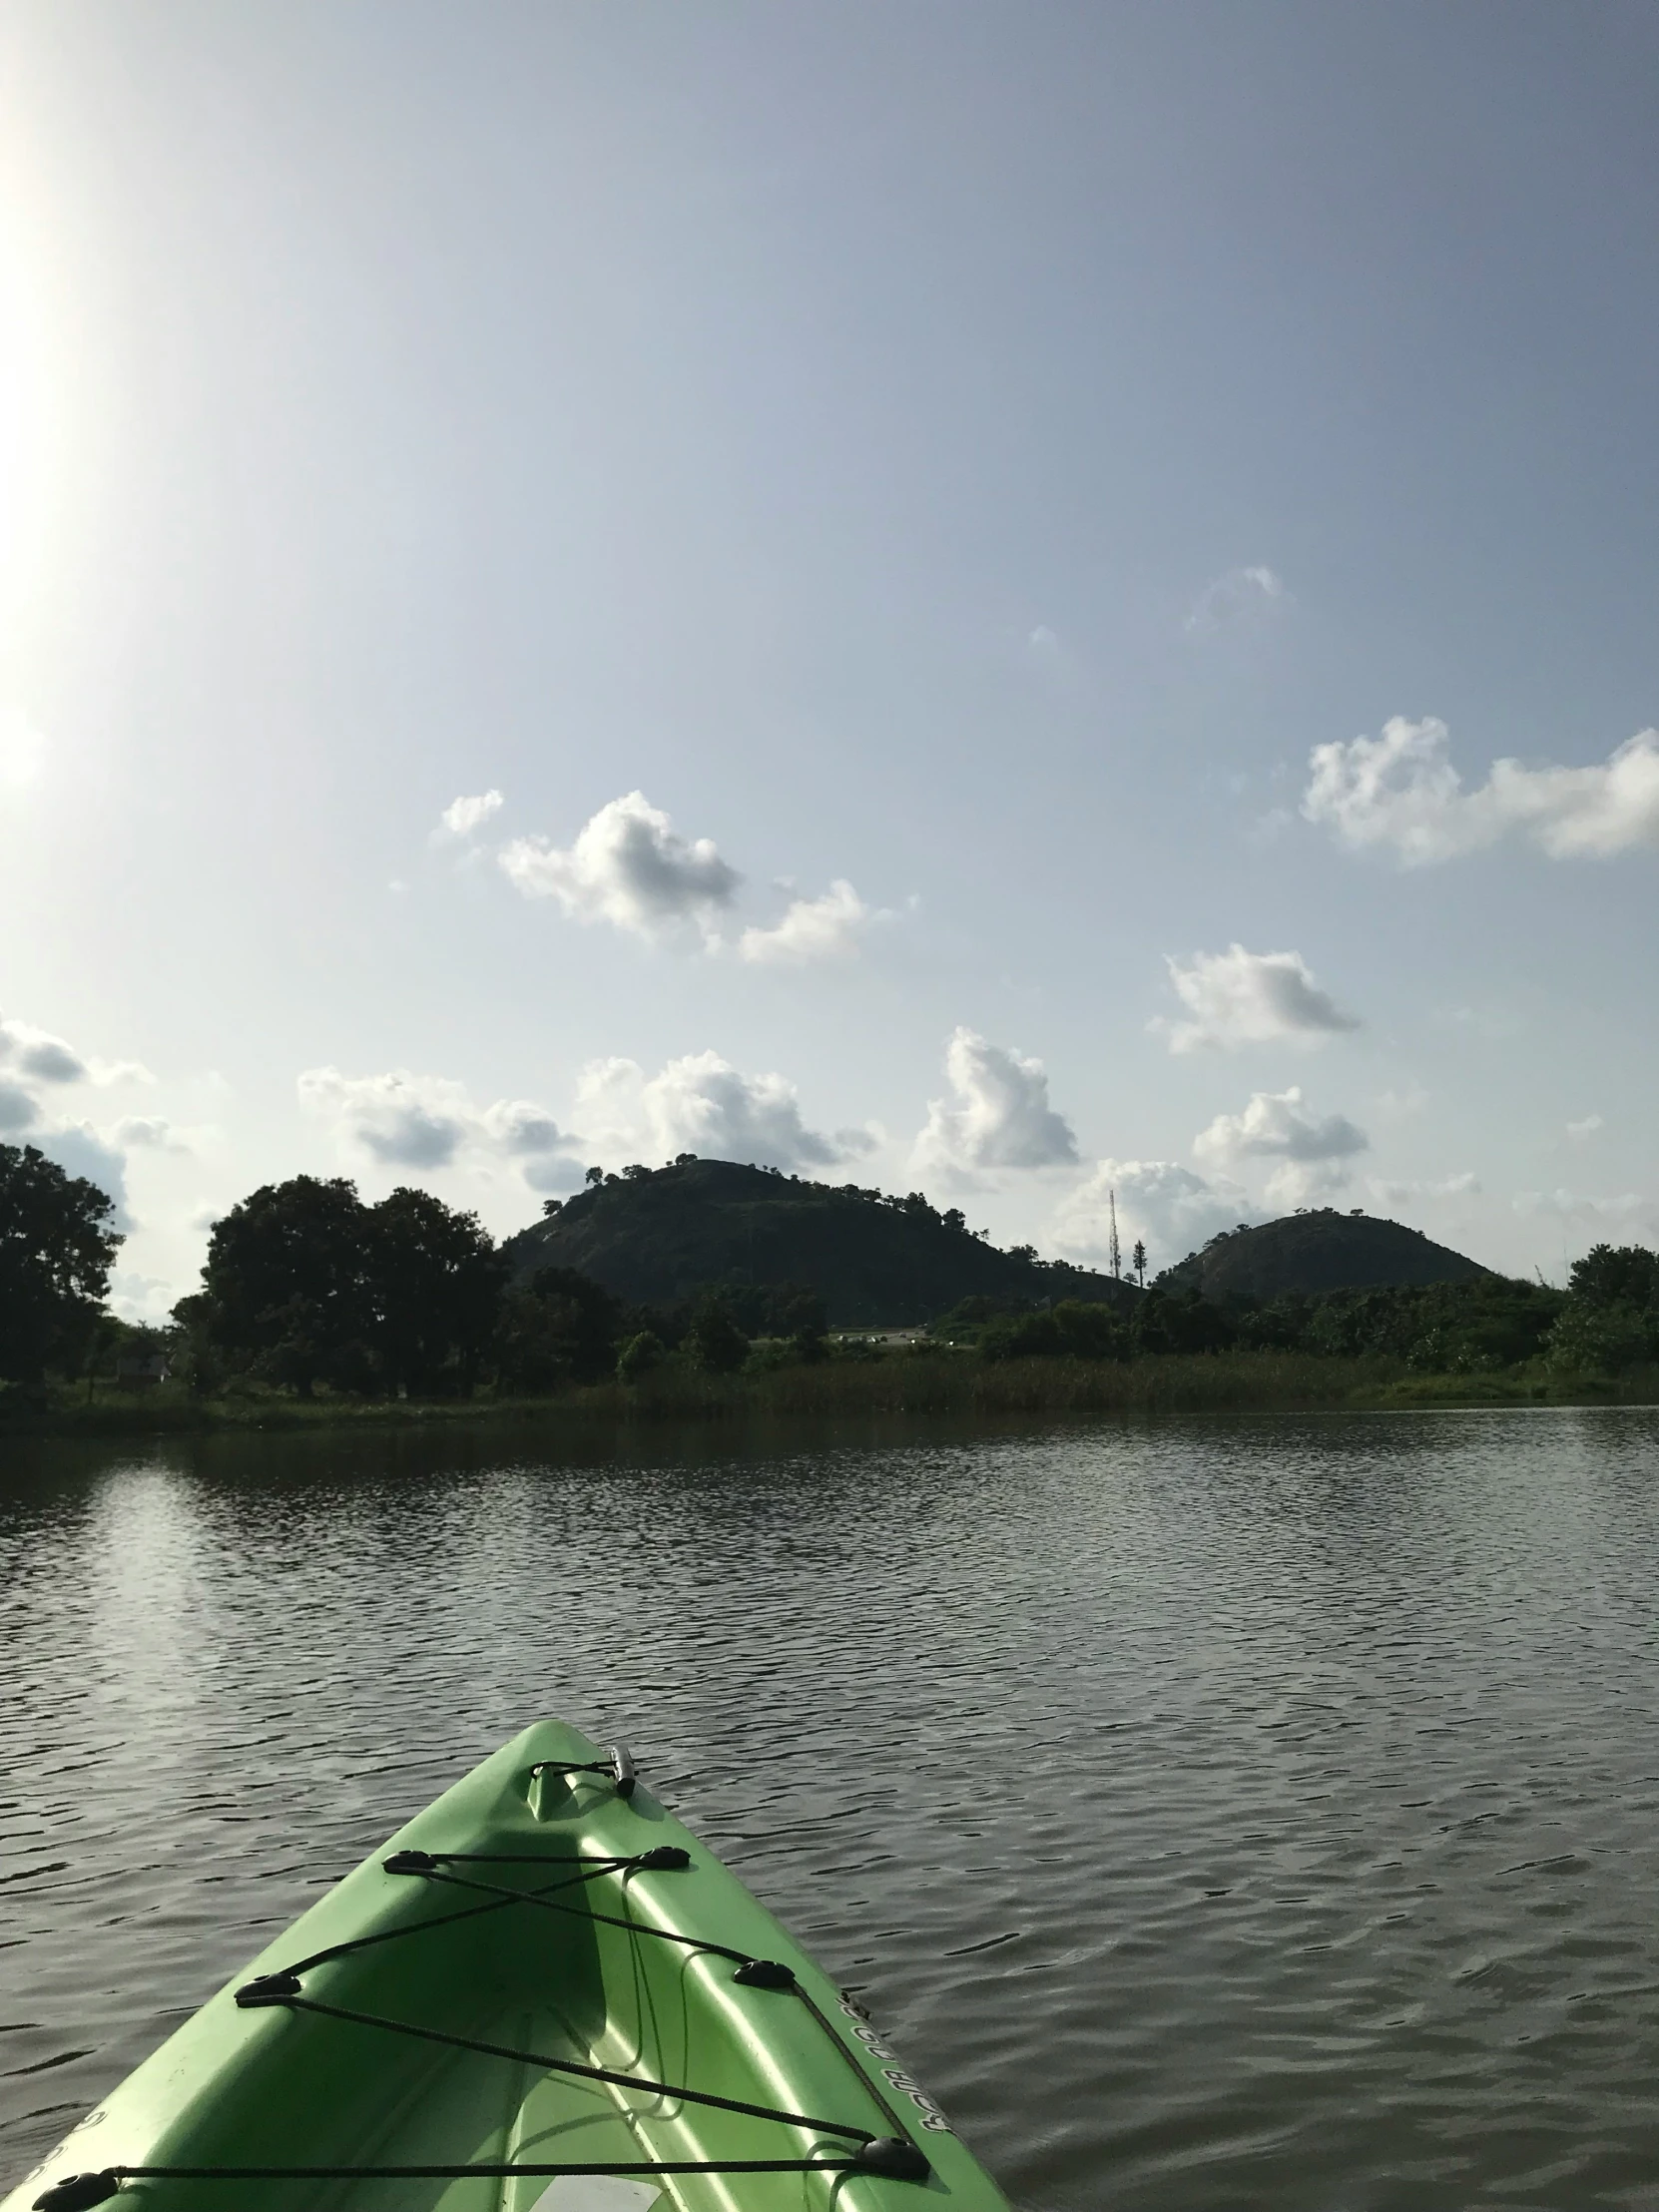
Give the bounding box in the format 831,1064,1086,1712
3,1409,1659,2207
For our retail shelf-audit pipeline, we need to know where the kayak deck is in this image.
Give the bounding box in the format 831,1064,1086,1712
12,1722,1006,2212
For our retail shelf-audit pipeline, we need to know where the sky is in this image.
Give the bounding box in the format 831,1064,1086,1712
2,0,1657,1319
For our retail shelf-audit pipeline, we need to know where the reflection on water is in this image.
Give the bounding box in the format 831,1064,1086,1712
4,1408,1659,2209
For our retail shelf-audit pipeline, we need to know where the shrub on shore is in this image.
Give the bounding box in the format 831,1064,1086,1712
13,1346,1658,1436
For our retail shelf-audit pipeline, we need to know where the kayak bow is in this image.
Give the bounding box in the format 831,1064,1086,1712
9,1720,1010,2211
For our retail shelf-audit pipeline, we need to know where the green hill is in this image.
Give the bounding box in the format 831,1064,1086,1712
502,1157,1134,1328
1158,1209,1490,1301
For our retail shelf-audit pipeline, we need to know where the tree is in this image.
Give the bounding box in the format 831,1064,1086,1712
1568,1243,1659,1310
685,1294,749,1374
1132,1240,1147,1288
980,1300,1129,1363
1549,1301,1657,1377
168,1292,224,1396
584,1165,605,1187
616,1329,666,1382
1133,1288,1234,1356
195,1176,374,1397
494,1266,624,1389
1549,1245,1659,1374
0,1142,121,1382
369,1188,505,1396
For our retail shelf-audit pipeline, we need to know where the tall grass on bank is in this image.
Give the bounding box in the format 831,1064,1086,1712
10,1351,1655,1436
582,1349,1399,1419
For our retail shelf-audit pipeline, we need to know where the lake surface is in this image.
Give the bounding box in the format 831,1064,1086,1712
6,1407,1659,2209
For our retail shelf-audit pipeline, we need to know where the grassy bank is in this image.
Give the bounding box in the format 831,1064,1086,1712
7,1351,1657,1438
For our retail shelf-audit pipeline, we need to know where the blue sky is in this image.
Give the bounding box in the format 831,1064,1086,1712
2,1,1657,1316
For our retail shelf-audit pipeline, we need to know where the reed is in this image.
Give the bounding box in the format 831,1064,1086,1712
9,1352,1655,1436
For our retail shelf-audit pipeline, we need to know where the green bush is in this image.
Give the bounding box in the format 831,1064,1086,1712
685,1297,750,1375
616,1329,667,1382
1547,1302,1658,1376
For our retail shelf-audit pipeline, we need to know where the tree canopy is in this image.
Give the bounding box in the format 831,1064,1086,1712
0,1142,122,1382
194,1176,503,1396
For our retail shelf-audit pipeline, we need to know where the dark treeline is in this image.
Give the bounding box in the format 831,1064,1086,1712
4,1138,1658,1408
0,1151,831,1402
935,1252,1659,1378
168,1174,831,1399
0,1143,122,1384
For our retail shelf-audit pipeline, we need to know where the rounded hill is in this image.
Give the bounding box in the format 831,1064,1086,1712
1158,1210,1490,1302
502,1157,1133,1328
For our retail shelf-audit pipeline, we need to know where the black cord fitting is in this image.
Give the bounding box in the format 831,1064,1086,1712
634,1846,690,1872
383,1850,437,1877
32,2172,121,2209
235,1971,302,2008
733,1958,796,1990
853,2138,931,2183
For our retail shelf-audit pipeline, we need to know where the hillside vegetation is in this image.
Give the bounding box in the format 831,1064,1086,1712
1157,1209,1488,1300
7,1136,1656,1433
504,1156,1135,1326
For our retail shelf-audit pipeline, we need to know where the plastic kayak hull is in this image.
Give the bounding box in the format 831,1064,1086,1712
9,1719,1011,2212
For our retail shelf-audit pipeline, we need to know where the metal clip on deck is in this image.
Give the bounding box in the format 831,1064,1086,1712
531,1744,636,1799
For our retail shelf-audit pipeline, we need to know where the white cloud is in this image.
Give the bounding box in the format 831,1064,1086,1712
1376,1083,1430,1120
108,1270,177,1325
299,1067,590,1194
0,1016,87,1084
34,1122,132,1230
0,706,46,789
1185,565,1288,635
0,1010,156,1199
1369,1172,1480,1205
300,1067,471,1168
577,1050,843,1172
0,1011,152,1092
0,1081,38,1133
914,1028,1078,1179
646,1053,840,1169
521,1154,589,1196
831,1124,881,1159
1303,717,1659,864
1052,1159,1261,1274
1156,943,1359,1054
1194,1085,1369,1208
436,789,504,840
479,1099,564,1155
112,1116,190,1153
569,1056,650,1156
499,791,740,941
1513,1188,1659,1239
1566,1114,1604,1144
0,1013,169,1238
479,1098,586,1191
738,879,873,965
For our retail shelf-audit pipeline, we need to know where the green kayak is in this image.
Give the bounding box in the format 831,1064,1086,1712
9,1720,1010,2212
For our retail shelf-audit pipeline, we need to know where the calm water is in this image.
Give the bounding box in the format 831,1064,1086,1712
5,1408,1659,2209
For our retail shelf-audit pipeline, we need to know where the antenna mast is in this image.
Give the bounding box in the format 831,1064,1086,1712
1108,1187,1121,1281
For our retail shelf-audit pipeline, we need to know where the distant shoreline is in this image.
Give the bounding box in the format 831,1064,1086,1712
6,1352,1656,1438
